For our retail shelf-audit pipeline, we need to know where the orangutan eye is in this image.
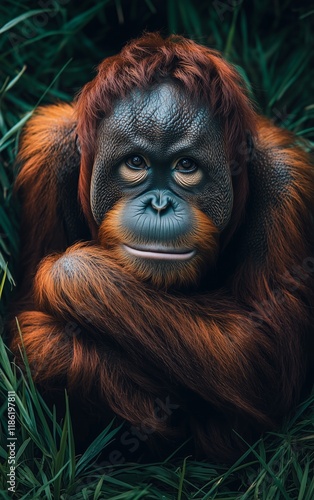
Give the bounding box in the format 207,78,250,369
120,155,149,185
175,158,198,173
173,158,203,188
126,156,147,170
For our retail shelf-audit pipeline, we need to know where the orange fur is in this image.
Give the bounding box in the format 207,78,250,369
14,103,78,295
10,34,314,461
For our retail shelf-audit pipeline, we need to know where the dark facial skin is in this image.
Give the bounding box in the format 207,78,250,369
91,82,233,262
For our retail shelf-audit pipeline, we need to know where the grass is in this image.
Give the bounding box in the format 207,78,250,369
0,339,314,500
0,0,313,498
0,335,313,498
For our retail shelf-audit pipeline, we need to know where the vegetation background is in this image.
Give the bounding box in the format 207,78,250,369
0,0,313,498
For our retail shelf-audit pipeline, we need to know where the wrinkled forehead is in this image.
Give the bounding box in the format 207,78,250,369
100,82,219,140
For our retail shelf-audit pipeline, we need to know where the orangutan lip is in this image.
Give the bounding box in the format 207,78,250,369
123,245,195,261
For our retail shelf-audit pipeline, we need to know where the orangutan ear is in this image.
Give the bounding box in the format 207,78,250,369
75,134,81,154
